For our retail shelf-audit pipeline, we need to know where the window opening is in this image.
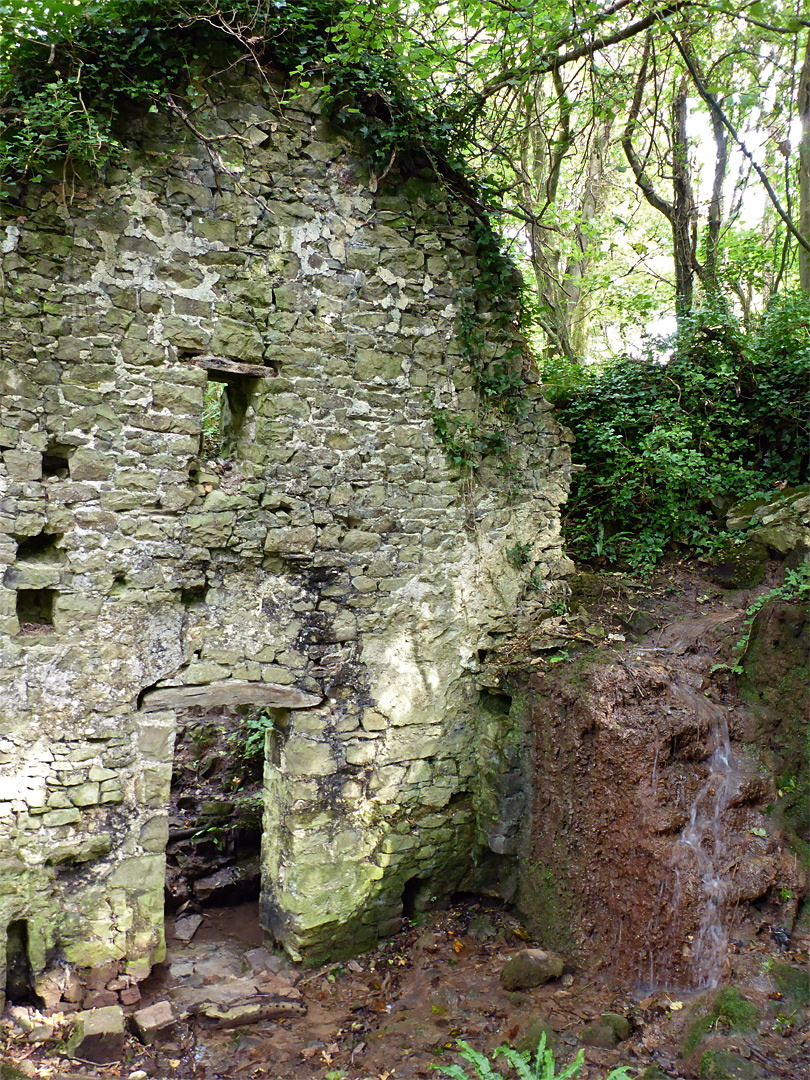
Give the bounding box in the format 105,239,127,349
5,920,35,1004
41,443,71,478
201,381,226,458
14,530,63,563
17,588,55,632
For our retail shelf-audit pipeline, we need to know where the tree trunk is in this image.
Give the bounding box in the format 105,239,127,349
671,77,697,321
799,32,810,293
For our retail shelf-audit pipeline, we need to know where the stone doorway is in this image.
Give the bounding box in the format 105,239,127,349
165,705,273,918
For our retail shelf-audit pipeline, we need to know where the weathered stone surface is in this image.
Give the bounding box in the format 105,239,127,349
131,1001,176,1044
580,1011,632,1047
140,680,322,712
0,62,571,985
66,1005,126,1063
500,949,564,990
174,914,204,942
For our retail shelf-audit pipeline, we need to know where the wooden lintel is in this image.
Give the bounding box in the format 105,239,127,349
190,355,276,379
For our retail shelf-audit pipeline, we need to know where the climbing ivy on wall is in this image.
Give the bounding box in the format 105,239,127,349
0,0,458,186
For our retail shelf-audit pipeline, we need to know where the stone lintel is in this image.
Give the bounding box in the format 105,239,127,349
190,355,276,380
140,681,321,712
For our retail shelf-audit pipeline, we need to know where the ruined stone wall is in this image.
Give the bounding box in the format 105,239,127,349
0,67,571,1001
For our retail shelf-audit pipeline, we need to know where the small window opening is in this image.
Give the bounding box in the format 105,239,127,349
17,588,55,633
201,380,226,458
5,920,35,1004
14,530,63,563
180,582,209,605
200,373,257,460
41,444,71,478
111,574,127,596
479,691,512,717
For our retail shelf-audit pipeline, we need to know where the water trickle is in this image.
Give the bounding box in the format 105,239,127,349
671,683,739,988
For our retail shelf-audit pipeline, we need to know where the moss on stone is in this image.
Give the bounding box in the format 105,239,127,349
772,962,810,1006
698,1049,762,1079
683,988,759,1058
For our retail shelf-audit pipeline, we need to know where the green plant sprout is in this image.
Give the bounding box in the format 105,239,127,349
432,1034,633,1080
506,541,533,569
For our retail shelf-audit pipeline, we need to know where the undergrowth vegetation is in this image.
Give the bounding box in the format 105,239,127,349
542,293,810,569
433,1034,633,1080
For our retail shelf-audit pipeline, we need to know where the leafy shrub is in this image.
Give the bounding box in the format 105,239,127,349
544,294,810,568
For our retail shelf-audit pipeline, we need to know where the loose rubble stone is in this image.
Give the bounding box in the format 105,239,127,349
500,949,565,990
66,1005,126,1063
131,1001,176,1044
580,1011,632,1047
174,914,204,942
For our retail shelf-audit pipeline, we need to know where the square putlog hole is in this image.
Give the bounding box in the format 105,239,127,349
16,588,56,633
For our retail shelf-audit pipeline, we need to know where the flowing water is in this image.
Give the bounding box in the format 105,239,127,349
670,682,739,988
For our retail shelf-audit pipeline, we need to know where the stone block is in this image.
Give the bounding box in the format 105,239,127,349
69,447,114,481
355,349,402,380
283,738,336,776
211,317,264,361
131,1000,176,1044
83,989,119,1009
69,782,100,806
3,449,42,480
66,1005,126,1063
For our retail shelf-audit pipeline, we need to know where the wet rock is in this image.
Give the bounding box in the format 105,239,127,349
175,913,204,942
622,610,660,637
193,857,260,904
171,973,306,1027
500,949,564,990
467,914,498,941
580,1011,631,1047
131,1001,176,1044
682,988,759,1059
698,1049,763,1079
709,538,768,588
66,1005,126,1063
772,962,810,1006
245,946,283,973
512,1014,556,1055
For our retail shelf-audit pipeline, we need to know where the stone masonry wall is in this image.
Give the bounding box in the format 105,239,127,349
0,65,571,1001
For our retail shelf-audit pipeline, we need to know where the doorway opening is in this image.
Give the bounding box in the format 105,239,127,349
5,920,35,1004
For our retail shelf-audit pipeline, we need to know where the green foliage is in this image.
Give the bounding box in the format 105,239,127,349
201,381,225,459
237,709,275,769
506,542,532,570
430,222,534,472
0,0,463,186
545,293,810,568
713,560,810,675
432,1034,632,1080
